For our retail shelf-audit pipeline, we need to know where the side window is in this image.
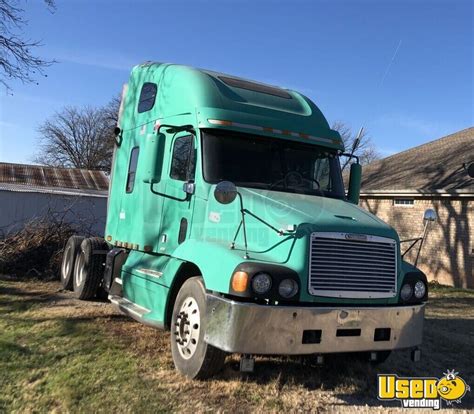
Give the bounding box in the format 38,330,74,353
126,147,139,193
314,158,331,190
137,82,157,113
170,135,195,181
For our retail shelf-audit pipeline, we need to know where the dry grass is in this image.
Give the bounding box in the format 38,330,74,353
0,276,473,413
0,218,75,279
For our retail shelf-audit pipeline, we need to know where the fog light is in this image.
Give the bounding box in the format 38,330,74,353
278,279,299,298
414,281,426,299
251,273,272,294
400,283,413,301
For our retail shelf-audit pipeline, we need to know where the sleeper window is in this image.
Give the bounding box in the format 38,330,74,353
137,82,157,113
170,135,195,181
126,147,139,193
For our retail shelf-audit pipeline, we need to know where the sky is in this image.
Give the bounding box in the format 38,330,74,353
0,0,472,164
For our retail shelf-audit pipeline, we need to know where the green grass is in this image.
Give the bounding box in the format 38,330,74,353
428,281,474,297
0,281,173,413
1,277,473,413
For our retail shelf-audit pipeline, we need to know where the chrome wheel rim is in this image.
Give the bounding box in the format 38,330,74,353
62,245,71,280
174,297,200,360
75,251,85,287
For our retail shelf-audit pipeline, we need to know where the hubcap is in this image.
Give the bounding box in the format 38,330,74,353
174,297,200,359
75,251,86,287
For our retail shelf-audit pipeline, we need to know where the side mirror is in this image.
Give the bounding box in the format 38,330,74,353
214,181,237,204
423,209,437,222
347,163,362,204
113,127,122,146
143,133,165,184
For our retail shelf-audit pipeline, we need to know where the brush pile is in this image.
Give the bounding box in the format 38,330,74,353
0,217,76,279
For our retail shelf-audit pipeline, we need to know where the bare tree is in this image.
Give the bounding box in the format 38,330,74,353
35,97,119,171
332,121,381,170
102,94,121,126
0,0,55,92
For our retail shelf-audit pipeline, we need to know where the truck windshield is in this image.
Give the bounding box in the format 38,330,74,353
202,130,345,199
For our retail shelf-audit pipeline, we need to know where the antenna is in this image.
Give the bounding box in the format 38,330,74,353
350,126,364,158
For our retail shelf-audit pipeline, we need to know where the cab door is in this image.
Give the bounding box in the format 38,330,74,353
158,132,196,254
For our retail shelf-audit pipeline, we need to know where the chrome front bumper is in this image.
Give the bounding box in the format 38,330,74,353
204,294,425,355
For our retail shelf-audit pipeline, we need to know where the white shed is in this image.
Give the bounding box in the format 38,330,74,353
0,162,109,237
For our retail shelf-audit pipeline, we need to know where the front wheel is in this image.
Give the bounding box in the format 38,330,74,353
170,277,226,379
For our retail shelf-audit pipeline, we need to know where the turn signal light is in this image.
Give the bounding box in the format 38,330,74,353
231,271,249,292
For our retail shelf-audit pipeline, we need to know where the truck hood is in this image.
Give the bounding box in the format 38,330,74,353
240,187,398,240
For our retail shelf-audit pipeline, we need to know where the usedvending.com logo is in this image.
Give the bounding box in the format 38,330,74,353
378,370,470,410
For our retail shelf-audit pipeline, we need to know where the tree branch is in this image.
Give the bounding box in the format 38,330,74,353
0,0,56,92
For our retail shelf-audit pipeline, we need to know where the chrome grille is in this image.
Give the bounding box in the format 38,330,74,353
309,232,397,299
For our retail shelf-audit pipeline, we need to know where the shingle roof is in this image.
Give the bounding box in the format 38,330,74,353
0,162,109,196
361,127,474,194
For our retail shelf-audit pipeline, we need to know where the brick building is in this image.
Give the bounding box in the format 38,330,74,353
359,127,473,288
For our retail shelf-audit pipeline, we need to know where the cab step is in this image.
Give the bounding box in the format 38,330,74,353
109,295,150,319
109,295,164,329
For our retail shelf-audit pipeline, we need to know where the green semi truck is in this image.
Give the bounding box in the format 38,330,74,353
60,62,430,379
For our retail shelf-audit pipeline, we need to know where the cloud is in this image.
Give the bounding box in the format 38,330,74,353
46,49,137,72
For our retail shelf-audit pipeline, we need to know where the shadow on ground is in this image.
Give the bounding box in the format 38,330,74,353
1,275,472,411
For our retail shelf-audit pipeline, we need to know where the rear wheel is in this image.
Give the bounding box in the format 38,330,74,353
60,235,84,290
170,277,226,379
73,237,108,300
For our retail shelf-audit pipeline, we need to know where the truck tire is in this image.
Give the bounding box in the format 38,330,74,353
60,235,84,290
73,237,108,300
170,277,226,379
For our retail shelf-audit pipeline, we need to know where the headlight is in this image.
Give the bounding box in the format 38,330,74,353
251,273,272,294
278,279,299,298
400,283,413,301
414,280,426,299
